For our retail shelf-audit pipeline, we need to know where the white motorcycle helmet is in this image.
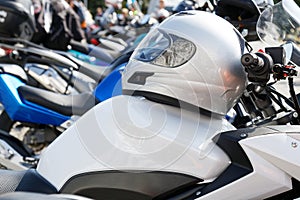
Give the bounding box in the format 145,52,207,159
122,11,247,115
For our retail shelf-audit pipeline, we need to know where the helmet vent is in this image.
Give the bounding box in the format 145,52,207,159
128,72,154,85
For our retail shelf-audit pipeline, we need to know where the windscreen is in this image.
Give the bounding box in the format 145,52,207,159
257,0,300,46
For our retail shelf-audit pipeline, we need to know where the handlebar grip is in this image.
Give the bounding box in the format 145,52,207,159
241,52,273,83
241,53,264,70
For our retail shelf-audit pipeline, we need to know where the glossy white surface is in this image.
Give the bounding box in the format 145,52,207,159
37,95,234,189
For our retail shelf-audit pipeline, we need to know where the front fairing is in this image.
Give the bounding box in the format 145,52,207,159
37,95,234,189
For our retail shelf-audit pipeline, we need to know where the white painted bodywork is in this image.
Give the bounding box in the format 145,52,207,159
37,95,234,189
197,126,300,199
37,95,300,199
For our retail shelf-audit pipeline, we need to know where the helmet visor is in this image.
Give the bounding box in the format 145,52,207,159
132,28,196,68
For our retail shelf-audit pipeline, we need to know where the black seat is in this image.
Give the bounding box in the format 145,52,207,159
0,169,57,195
18,85,98,116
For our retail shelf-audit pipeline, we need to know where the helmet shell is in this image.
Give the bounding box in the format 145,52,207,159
122,11,247,115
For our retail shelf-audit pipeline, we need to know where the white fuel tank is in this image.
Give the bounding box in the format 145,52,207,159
37,95,235,190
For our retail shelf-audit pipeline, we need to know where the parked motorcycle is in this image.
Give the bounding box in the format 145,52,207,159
0,62,126,170
172,0,273,42
0,40,117,102
88,12,158,63
0,47,130,168
0,1,300,199
0,0,132,170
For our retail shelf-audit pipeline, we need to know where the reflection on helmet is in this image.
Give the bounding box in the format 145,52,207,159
123,11,247,115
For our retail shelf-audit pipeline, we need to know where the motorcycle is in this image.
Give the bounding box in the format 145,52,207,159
172,0,273,42
0,1,300,199
0,42,130,170
0,0,131,169
88,11,158,63
0,60,126,170
215,0,263,41
65,0,158,67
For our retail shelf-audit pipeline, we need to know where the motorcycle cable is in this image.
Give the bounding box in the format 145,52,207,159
288,76,300,123
266,88,289,112
266,87,293,110
272,61,300,123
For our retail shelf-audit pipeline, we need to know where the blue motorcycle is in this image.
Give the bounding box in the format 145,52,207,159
0,45,129,165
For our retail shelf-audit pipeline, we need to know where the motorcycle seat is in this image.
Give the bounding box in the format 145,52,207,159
0,169,57,195
0,64,28,83
17,85,98,116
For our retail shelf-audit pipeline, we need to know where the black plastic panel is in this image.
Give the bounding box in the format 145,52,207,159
60,171,202,200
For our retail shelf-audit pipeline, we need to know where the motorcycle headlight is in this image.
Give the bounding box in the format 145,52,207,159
133,29,196,68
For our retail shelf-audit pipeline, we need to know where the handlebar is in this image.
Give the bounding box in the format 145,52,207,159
241,52,273,83
242,49,299,84
239,48,300,126
241,53,265,70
